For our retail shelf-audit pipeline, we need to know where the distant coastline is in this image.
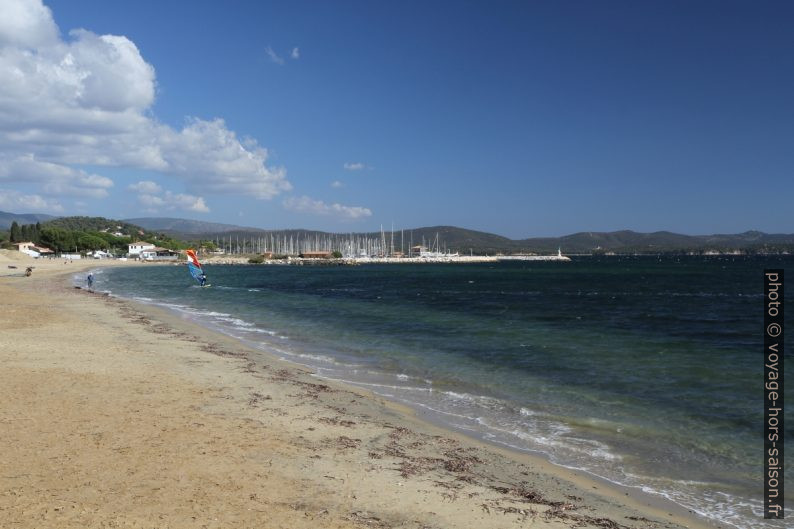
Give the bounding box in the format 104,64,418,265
2,211,793,258
122,217,794,256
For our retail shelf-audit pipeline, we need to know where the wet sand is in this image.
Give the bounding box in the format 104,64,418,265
0,253,718,528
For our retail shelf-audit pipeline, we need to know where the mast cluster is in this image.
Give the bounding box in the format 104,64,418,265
210,230,409,257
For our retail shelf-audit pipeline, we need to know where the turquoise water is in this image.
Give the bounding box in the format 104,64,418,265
89,256,792,528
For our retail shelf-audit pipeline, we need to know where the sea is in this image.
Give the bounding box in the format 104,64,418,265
86,256,792,528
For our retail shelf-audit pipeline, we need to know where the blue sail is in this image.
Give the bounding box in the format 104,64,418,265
186,249,204,285
187,261,202,284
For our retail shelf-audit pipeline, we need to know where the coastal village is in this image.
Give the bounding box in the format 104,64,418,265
10,238,570,264
5,219,572,265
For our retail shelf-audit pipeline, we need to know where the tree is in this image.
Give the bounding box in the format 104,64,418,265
76,233,107,251
200,240,218,252
10,221,20,243
39,227,75,253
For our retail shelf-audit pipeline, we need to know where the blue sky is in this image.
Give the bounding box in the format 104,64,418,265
0,0,792,238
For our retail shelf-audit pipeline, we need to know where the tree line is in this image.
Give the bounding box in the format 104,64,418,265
3,219,186,255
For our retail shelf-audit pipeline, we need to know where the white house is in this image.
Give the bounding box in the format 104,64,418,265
128,241,155,256
14,241,39,257
140,247,179,261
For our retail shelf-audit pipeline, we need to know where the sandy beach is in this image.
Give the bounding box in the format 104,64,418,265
0,252,716,529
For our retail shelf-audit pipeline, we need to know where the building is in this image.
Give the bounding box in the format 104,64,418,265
14,241,39,257
128,242,155,256
140,247,179,261
13,242,54,258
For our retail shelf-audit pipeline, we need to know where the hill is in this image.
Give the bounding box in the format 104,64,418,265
44,216,147,237
0,210,57,230
123,217,794,255
125,217,265,235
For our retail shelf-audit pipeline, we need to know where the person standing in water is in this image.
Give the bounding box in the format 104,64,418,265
87,273,94,289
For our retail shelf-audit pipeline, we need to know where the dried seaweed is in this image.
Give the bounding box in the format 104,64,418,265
335,436,361,450
318,416,356,427
247,392,271,407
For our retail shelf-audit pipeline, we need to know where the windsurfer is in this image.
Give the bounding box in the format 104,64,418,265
185,249,207,287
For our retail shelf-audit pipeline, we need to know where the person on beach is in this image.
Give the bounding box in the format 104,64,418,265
87,273,94,289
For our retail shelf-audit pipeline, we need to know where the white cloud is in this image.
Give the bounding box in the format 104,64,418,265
265,46,284,65
136,193,165,208
157,117,290,199
343,162,366,171
0,188,63,212
331,180,343,188
128,180,162,194
283,195,371,220
0,154,113,198
290,47,300,59
172,192,209,213
134,188,209,213
0,0,58,48
0,0,291,205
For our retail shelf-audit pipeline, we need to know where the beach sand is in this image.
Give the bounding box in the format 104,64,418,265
0,253,716,528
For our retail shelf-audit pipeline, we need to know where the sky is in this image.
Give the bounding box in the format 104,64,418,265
0,0,792,238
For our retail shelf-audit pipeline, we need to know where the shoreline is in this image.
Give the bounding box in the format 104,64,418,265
1,254,720,528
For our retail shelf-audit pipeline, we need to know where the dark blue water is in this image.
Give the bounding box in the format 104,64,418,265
88,256,792,528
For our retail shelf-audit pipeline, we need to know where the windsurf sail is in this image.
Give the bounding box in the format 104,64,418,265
185,249,204,285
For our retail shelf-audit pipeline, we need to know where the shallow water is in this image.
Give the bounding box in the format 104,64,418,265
91,256,792,528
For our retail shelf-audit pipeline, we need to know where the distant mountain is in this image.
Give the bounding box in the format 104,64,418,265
123,217,794,254
0,210,57,230
124,217,266,235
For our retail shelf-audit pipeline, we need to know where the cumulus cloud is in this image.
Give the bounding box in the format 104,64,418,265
0,188,63,212
0,0,291,208
343,162,366,171
290,47,300,59
135,191,209,213
265,46,284,65
0,154,113,198
283,195,371,220
128,180,162,194
129,180,209,213
0,0,58,48
331,180,343,188
157,118,290,198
